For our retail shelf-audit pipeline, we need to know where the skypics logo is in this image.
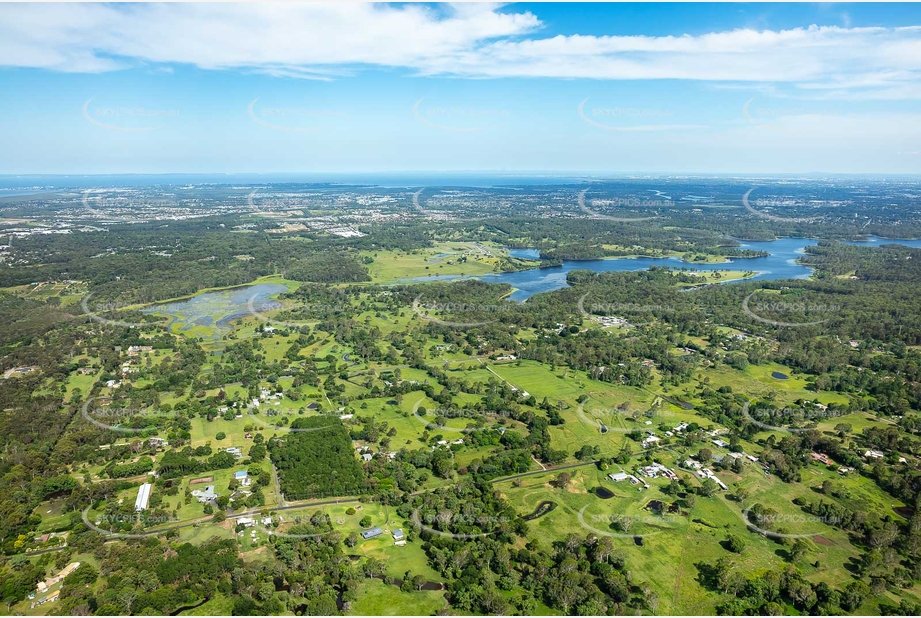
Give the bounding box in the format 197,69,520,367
577,292,674,328
412,293,513,328
741,96,810,132
81,507,179,540
575,399,673,433
740,400,833,434
82,188,160,224
247,97,341,132
577,507,681,539
577,189,660,222
742,188,817,223
255,511,345,541
411,508,511,539
741,506,839,540
246,407,341,434
81,397,172,433
410,397,511,435
80,292,150,328
246,292,341,330
742,290,836,327
577,98,701,132
82,98,179,132
412,98,509,132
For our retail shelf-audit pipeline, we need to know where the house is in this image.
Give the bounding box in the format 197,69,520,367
362,453,373,462
225,447,243,459
149,437,168,448
134,483,152,512
361,527,383,540
234,470,251,487
864,449,885,460
838,466,855,475
59,562,81,578
697,468,728,490
684,458,702,470
192,485,219,503
712,439,729,448
642,435,660,448
392,529,405,541
608,472,640,484
811,452,833,465
638,462,677,481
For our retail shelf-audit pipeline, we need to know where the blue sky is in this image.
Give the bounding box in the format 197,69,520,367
1,2,920,174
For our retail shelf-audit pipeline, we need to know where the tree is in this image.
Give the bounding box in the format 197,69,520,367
790,538,810,563
215,431,226,440
345,532,358,548
726,534,746,553
698,478,718,497
841,581,870,612
552,472,572,488
359,515,372,528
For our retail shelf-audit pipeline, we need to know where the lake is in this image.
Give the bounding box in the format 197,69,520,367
142,236,921,328
405,236,921,301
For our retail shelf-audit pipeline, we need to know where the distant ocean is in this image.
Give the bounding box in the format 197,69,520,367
0,173,595,191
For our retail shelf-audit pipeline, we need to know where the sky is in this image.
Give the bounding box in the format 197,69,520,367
1,2,921,175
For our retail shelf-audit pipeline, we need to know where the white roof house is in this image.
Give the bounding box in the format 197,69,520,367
135,483,152,512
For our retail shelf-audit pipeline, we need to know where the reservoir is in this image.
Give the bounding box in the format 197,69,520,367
405,236,921,301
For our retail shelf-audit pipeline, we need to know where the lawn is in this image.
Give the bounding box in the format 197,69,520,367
348,578,446,616
493,452,885,615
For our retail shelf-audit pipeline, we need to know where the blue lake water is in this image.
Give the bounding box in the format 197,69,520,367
141,236,921,319
409,236,921,302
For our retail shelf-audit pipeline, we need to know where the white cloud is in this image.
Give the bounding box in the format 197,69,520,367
0,3,919,98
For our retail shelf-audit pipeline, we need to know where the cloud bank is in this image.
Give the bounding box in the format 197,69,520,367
0,3,919,98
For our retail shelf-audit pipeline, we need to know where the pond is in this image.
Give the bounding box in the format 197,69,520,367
142,283,287,341
771,371,789,380
595,487,615,500
522,501,557,521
